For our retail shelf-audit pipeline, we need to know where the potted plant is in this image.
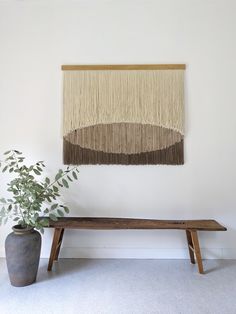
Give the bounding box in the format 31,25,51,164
0,150,79,287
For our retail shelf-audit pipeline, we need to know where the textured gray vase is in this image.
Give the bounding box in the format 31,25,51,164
5,225,41,287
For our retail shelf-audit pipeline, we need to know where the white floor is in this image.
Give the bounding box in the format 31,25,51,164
1,258,236,314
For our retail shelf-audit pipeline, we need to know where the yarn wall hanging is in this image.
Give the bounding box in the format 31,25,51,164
62,64,185,165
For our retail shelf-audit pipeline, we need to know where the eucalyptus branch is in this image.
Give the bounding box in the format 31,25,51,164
47,166,78,190
0,150,79,232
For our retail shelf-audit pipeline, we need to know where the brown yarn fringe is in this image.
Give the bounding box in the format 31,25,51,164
63,138,184,165
65,124,183,154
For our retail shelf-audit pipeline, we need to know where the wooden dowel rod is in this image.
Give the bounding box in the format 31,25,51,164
61,64,186,71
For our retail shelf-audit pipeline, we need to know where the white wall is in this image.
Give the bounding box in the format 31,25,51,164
0,0,236,259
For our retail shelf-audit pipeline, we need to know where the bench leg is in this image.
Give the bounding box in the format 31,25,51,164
54,228,64,261
190,230,204,274
47,228,64,271
186,230,195,264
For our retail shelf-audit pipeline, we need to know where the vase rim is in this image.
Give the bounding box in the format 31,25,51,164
12,225,34,234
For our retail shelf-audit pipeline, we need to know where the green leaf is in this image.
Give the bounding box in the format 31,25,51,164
64,206,69,214
6,156,13,160
33,169,41,175
13,217,19,221
14,150,22,155
72,171,77,180
34,212,39,219
29,217,36,225
40,219,49,227
53,185,59,192
44,208,49,214
49,213,58,221
62,179,69,188
9,168,14,173
51,204,58,210
67,175,73,182
45,177,50,184
55,173,61,181
2,166,8,173
0,198,6,203
4,150,11,155
57,209,64,217
0,206,5,214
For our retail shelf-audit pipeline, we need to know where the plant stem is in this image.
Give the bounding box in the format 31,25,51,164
12,154,26,226
18,206,26,226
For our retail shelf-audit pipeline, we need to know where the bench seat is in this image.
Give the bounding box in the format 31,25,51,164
47,217,226,231
45,217,226,274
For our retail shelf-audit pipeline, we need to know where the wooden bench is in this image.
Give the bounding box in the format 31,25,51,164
46,217,226,274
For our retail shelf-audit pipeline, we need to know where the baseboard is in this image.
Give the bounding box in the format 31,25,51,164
1,247,236,259
0,249,5,258
52,247,236,259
